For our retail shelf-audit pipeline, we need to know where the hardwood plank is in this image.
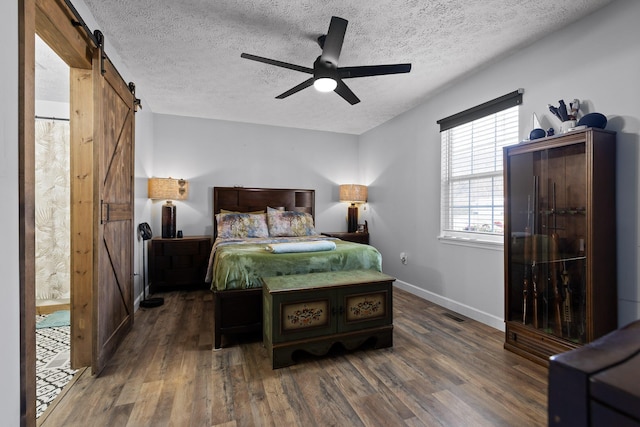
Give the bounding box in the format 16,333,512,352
41,288,548,426
69,66,94,369
385,380,447,426
124,380,164,426
105,403,134,426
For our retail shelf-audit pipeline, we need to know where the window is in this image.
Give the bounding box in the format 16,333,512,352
438,90,522,245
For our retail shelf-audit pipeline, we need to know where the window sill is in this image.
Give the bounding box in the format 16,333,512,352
438,235,504,251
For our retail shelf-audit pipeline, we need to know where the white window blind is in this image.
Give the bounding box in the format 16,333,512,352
440,103,520,243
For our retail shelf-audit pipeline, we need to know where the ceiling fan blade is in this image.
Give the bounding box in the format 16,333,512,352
241,53,313,74
320,16,348,66
334,80,360,105
339,63,412,78
275,78,315,99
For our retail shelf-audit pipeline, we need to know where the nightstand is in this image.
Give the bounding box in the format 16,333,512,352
321,231,369,245
149,236,212,292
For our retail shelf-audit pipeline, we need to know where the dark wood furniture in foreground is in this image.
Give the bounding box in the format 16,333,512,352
322,231,369,244
548,320,640,426
503,128,617,365
149,236,211,293
212,187,315,349
262,270,394,368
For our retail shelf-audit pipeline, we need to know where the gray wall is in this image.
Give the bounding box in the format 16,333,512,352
361,0,640,328
149,114,360,237
1,0,20,423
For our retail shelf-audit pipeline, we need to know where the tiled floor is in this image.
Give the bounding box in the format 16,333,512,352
35,315,76,418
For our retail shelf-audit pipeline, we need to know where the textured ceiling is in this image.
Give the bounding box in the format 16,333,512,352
45,0,614,134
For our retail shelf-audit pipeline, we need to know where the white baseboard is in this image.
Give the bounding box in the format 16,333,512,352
393,279,505,332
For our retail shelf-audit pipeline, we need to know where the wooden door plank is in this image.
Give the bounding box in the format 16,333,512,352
70,66,94,368
92,51,135,376
35,0,92,69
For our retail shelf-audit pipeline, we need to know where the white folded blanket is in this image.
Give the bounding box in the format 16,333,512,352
266,240,337,254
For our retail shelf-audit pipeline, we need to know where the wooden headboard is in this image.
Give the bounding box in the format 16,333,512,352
213,187,315,237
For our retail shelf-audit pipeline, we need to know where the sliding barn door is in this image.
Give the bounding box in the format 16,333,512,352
92,51,135,374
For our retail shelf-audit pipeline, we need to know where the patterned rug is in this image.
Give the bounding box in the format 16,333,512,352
36,314,77,419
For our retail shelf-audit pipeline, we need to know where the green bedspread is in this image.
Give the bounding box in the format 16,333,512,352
206,237,382,291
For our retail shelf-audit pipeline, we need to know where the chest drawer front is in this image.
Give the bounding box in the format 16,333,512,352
162,240,202,256
345,290,387,322
339,283,392,333
271,290,336,343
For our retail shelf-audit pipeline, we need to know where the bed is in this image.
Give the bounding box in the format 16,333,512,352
207,187,383,349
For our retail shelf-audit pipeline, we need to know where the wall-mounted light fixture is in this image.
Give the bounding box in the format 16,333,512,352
339,184,367,233
148,177,189,238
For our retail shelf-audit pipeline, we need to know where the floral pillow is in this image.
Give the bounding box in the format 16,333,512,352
266,207,318,237
216,212,269,238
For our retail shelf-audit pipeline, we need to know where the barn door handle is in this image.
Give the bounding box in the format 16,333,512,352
101,200,109,223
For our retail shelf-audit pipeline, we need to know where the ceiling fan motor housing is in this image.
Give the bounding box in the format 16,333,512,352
313,56,338,81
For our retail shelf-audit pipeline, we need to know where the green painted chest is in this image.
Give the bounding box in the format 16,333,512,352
262,269,394,369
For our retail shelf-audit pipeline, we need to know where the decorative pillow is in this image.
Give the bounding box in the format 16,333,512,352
216,212,269,238
266,207,318,237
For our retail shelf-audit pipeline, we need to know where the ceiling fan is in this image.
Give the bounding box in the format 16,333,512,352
241,16,412,105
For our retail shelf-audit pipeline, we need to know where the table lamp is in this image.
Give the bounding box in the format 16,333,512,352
339,184,367,233
148,177,189,238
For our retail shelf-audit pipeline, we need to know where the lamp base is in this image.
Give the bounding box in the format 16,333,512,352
347,204,358,233
162,201,176,238
140,297,164,308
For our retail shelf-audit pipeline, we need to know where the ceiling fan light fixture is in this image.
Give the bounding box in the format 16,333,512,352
314,77,337,92
240,16,411,104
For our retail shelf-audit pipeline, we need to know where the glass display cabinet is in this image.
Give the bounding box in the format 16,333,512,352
503,128,617,365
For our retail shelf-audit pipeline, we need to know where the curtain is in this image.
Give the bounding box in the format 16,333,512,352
35,118,70,301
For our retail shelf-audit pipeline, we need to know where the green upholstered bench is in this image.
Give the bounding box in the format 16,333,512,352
262,270,395,369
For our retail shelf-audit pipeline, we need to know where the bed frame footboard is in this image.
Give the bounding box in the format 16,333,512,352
213,288,262,349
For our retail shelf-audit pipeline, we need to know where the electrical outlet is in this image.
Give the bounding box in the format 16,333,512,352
400,252,408,265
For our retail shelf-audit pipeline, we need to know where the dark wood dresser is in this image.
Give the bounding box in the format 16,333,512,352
548,320,640,426
149,236,211,292
321,231,369,244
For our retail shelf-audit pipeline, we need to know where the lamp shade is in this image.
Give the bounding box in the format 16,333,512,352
148,177,189,201
339,184,367,203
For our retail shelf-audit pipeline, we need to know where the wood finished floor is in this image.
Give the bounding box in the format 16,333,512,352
39,288,548,427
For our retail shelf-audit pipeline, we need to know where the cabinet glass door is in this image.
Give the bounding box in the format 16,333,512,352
507,142,587,344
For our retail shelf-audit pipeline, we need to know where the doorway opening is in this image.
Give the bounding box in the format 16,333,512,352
22,2,136,423
34,34,76,419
